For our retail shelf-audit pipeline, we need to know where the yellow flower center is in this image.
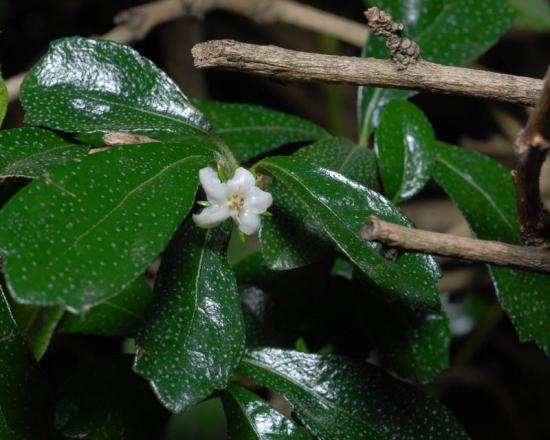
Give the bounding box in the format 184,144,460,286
227,193,245,213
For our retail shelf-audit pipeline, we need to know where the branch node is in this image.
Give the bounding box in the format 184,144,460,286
364,7,420,70
514,66,550,247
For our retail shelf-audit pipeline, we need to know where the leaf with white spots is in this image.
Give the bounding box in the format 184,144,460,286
59,276,153,337
222,384,309,440
237,348,468,439
433,142,550,354
295,137,377,189
193,100,329,162
0,286,50,437
0,128,87,179
358,0,514,142
134,222,245,412
21,37,210,137
260,138,377,270
258,156,441,309
10,302,64,360
375,101,436,203
0,141,216,312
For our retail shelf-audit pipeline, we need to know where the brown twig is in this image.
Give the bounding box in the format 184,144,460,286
514,67,550,248
192,40,542,106
5,0,369,101
361,216,550,273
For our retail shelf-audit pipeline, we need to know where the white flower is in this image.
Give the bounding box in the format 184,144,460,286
193,166,273,235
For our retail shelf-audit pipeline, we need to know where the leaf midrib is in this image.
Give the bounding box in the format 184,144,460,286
241,357,384,438
0,143,83,177
36,88,210,136
264,162,402,287
225,387,264,439
436,156,515,233
38,154,205,276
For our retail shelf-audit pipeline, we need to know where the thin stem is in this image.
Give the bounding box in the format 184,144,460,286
361,216,550,274
192,39,542,107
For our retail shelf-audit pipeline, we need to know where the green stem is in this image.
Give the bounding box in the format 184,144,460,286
317,34,343,137
212,135,238,178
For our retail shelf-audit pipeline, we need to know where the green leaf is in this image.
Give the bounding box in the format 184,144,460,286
433,142,550,354
358,0,514,143
508,0,550,31
59,276,153,337
0,70,7,127
0,286,49,437
295,137,377,189
375,101,435,202
237,348,467,439
362,295,450,382
21,37,210,136
134,222,245,412
260,137,377,270
222,384,309,439
54,355,168,439
193,100,329,162
0,141,215,312
166,398,227,439
0,408,16,440
258,156,440,309
0,128,87,178
10,302,64,360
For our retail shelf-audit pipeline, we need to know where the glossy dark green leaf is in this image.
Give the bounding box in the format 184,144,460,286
375,101,435,202
222,384,309,440
0,286,49,437
260,138,377,270
21,37,210,136
237,348,467,439
433,142,550,354
54,355,168,439
0,71,7,127
260,177,332,271
0,128,87,178
193,100,328,162
10,302,64,360
508,0,550,31
59,276,153,337
294,137,377,189
358,0,514,142
362,295,449,382
0,141,215,312
134,222,245,412
258,156,440,309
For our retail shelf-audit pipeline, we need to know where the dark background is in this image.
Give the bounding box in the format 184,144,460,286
1,1,550,439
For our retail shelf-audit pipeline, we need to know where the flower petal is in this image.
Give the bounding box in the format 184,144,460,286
227,167,255,194
243,186,273,214
193,204,230,229
238,210,262,235
199,167,227,204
